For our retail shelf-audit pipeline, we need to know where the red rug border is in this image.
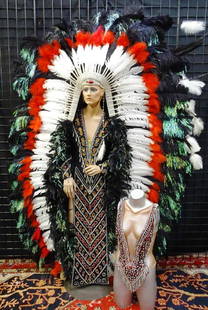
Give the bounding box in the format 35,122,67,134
1,254,208,273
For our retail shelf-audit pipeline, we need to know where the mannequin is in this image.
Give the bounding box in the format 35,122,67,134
114,189,160,310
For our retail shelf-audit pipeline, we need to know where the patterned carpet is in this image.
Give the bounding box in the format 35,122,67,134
0,269,207,309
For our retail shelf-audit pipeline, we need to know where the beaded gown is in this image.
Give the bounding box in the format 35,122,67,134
63,110,109,287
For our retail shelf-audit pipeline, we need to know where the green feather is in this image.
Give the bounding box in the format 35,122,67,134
11,180,21,191
10,145,20,156
13,78,30,100
17,213,26,228
166,154,192,172
8,162,21,175
9,115,30,137
20,48,35,63
10,200,24,213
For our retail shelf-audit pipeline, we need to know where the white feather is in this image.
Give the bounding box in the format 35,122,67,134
132,151,152,162
131,175,153,186
181,20,206,34
35,208,48,217
36,133,52,142
192,117,204,136
46,238,54,251
190,154,203,170
97,141,106,161
186,135,201,153
179,77,205,96
185,100,196,116
49,50,74,80
30,162,48,170
130,181,149,192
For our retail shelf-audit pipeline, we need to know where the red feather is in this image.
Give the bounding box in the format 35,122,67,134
90,26,104,46
32,228,41,241
128,42,149,64
142,62,156,71
151,182,160,191
29,116,42,132
28,105,40,116
38,238,45,249
117,32,129,47
150,143,161,153
40,247,50,258
149,114,162,142
151,152,166,164
29,78,46,96
148,96,161,114
22,180,33,198
117,33,130,47
50,261,62,276
147,188,159,203
37,58,51,72
38,40,60,58
149,161,164,182
29,96,45,108
26,202,34,218
38,40,60,72
143,73,160,93
75,31,91,46
21,157,32,165
18,171,30,181
31,218,39,228
103,31,115,44
24,131,36,150
65,37,74,48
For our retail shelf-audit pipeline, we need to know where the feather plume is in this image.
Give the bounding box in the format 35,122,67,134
117,32,130,47
75,31,91,46
32,228,41,241
97,141,106,161
147,188,159,203
147,95,161,113
128,42,149,64
89,26,104,46
186,136,201,153
192,117,204,136
185,99,196,116
103,31,115,44
186,135,201,153
190,154,203,170
179,77,205,96
40,246,50,258
29,78,46,96
50,261,62,276
22,180,33,198
143,73,160,93
181,20,206,34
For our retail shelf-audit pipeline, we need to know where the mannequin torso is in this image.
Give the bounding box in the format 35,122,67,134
122,189,159,265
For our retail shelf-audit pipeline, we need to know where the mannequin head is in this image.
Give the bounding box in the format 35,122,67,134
81,79,104,108
82,85,104,107
129,189,145,200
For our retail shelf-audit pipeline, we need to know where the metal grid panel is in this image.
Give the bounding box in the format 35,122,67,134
0,0,207,258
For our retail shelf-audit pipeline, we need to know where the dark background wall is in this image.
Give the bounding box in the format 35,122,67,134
0,0,208,259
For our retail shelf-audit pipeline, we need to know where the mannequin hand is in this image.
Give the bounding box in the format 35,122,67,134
84,165,102,176
63,177,76,199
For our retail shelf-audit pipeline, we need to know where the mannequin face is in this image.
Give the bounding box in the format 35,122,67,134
82,85,104,107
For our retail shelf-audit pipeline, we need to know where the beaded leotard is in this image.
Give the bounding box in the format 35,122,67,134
116,200,159,292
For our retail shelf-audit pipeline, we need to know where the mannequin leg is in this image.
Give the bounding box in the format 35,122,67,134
136,266,157,310
113,265,132,309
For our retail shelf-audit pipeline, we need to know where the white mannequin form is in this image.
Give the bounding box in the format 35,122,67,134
113,189,159,310
127,189,152,211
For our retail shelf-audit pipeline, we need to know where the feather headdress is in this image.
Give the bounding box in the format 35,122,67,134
9,9,204,272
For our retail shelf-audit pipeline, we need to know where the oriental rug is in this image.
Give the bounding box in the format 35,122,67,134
0,269,208,309
61,269,208,310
